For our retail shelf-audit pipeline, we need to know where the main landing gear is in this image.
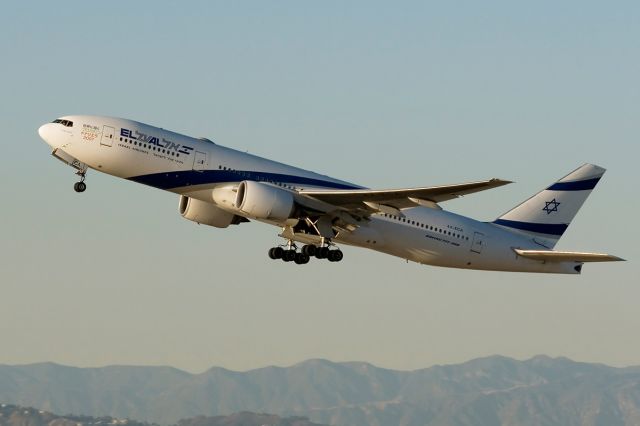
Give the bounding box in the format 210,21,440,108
73,170,87,193
268,241,343,265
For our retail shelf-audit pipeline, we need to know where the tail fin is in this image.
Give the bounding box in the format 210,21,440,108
493,164,605,248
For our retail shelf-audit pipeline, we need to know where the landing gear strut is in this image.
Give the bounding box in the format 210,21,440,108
73,170,87,193
267,240,343,265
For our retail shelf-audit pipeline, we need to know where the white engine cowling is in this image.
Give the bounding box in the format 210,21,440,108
235,180,295,221
179,196,243,228
211,185,237,211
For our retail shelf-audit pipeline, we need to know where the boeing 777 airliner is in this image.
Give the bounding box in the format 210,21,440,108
38,115,623,273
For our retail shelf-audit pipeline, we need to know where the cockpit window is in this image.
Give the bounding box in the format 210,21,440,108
51,119,74,127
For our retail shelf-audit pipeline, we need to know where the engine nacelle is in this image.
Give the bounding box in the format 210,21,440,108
211,185,237,211
179,195,244,228
235,180,295,221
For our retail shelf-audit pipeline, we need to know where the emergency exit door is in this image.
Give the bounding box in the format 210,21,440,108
193,151,208,171
101,125,115,147
471,232,485,254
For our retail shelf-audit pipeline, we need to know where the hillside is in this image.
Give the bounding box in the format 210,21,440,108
0,404,325,426
2,356,640,425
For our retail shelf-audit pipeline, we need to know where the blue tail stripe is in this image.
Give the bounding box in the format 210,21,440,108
493,219,568,236
128,169,361,191
547,177,600,191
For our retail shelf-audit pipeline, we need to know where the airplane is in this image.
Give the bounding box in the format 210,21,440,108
38,115,624,274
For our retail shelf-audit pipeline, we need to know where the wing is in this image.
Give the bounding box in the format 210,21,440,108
514,249,625,262
299,178,512,213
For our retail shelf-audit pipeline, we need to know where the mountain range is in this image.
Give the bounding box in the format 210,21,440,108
2,355,640,425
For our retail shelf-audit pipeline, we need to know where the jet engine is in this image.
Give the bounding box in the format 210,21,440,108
179,195,246,228
235,180,295,221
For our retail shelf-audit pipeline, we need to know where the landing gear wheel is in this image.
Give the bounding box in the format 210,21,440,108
74,170,87,193
328,250,344,262
302,245,317,256
269,247,284,259
316,247,330,259
272,247,284,259
294,252,310,265
282,249,296,262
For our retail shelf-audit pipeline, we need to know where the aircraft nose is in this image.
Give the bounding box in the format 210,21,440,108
38,123,58,148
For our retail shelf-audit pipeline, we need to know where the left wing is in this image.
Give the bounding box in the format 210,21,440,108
514,249,625,262
299,178,511,212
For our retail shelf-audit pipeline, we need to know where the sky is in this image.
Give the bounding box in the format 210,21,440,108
0,1,637,373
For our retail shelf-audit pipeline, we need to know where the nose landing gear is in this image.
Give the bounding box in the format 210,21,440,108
73,170,87,193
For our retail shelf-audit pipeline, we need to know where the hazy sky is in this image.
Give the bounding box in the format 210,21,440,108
0,1,637,373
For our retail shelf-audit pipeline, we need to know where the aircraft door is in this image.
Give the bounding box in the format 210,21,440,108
193,151,208,171
471,232,484,254
100,125,115,147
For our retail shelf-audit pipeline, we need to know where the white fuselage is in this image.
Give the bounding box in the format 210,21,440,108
38,115,580,274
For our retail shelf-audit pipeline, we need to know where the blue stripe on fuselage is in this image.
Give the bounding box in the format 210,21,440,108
492,219,568,236
128,169,361,190
546,177,600,191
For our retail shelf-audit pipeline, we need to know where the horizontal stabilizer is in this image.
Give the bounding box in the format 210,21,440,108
514,249,625,263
